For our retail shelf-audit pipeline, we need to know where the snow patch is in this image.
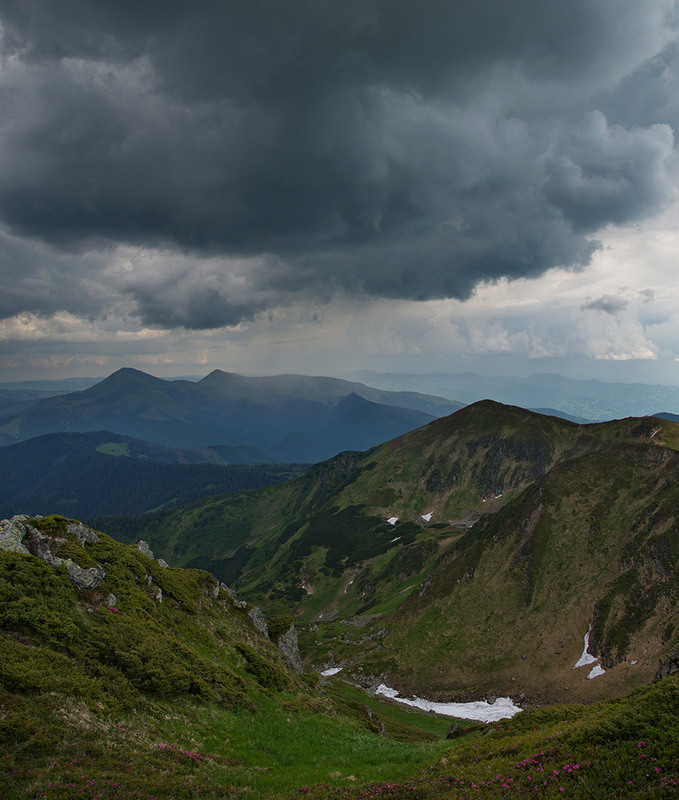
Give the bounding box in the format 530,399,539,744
390,537,401,543
321,667,343,677
587,664,606,679
421,512,433,522
375,684,522,722
387,517,399,525
573,625,599,669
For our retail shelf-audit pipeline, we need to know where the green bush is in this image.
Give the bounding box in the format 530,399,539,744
0,553,80,647
236,643,289,691
267,614,293,641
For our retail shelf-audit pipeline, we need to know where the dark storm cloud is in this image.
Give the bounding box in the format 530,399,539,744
0,232,111,319
0,1,677,328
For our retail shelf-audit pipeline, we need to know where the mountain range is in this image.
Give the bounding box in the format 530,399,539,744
0,367,460,463
350,369,679,420
98,400,679,707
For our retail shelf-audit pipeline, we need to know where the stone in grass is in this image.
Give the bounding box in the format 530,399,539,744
66,562,105,590
445,723,464,739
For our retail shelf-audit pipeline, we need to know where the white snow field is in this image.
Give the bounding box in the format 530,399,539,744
573,624,606,678
375,684,522,722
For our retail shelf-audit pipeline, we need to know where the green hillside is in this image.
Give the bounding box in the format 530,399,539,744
2,514,679,799
0,431,305,520
96,401,679,706
371,439,679,704
0,514,455,799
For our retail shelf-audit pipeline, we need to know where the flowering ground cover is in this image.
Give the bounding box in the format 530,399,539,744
291,675,679,799
3,672,679,799
2,515,679,799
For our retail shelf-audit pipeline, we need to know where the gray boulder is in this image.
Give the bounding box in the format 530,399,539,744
0,515,105,591
66,562,105,590
0,516,31,555
446,723,463,739
67,521,99,546
220,582,247,609
277,623,304,674
248,606,269,637
136,540,155,559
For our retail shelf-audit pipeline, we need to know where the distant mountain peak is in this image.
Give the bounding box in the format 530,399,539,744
98,367,159,384
108,367,151,377
199,369,241,384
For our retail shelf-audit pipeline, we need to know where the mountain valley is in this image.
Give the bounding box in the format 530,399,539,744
4,396,679,797
0,430,305,520
3,493,679,798
96,400,679,708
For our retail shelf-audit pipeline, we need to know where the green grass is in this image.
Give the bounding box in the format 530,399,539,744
0,515,456,800
0,684,452,800
327,683,476,739
361,573,426,617
96,441,131,457
4,515,679,800
196,692,451,795
5,676,679,800
289,676,679,800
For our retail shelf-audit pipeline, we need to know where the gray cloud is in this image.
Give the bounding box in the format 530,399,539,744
0,1,677,329
581,295,630,315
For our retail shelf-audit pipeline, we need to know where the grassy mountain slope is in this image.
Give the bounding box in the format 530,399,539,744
298,676,679,800
100,402,677,596
0,368,460,462
0,432,305,520
0,514,458,799
1,429,275,465
96,401,679,704
3,515,679,799
372,440,679,703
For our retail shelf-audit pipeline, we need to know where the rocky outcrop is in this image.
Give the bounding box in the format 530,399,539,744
67,562,105,590
136,540,155,559
0,515,105,590
655,652,679,681
248,606,269,637
276,623,304,673
0,515,31,554
445,723,463,739
219,582,247,609
216,581,274,644
67,521,99,546
136,540,169,568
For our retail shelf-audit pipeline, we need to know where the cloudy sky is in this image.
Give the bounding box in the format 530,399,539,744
1,0,679,383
